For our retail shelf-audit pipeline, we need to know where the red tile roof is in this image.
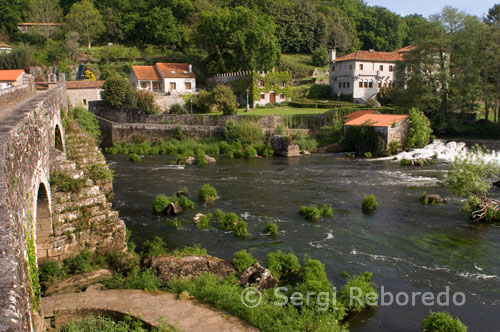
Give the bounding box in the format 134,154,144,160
0,69,24,81
394,45,417,53
344,114,408,127
335,50,403,63
0,43,12,48
344,110,379,121
156,63,195,78
66,80,104,89
131,66,162,81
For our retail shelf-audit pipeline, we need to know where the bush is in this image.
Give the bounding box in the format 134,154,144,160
422,311,468,332
128,153,141,162
143,236,166,257
311,46,329,67
296,258,332,295
233,250,258,273
196,214,212,229
50,172,86,193
198,184,218,203
405,108,433,149
151,194,171,214
105,268,163,292
319,204,333,217
362,194,378,212
299,205,321,222
364,152,373,158
266,250,301,280
316,117,343,146
307,84,331,99
212,84,237,115
223,120,263,145
170,244,208,257
101,74,137,109
243,146,257,159
136,90,160,114
169,103,187,114
233,220,249,238
71,106,101,142
39,260,65,285
192,90,213,113
178,195,195,210
264,222,279,236
344,124,386,155
292,132,318,152
63,250,96,275
339,272,377,313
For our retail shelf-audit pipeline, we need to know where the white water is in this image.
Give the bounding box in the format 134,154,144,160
386,139,500,165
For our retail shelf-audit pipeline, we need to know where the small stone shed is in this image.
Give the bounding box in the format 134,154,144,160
66,80,104,109
344,110,409,149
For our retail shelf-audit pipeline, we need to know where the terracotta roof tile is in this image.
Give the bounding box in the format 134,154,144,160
66,80,104,89
344,114,408,127
344,110,379,121
131,66,162,81
156,63,195,78
0,69,24,81
335,50,403,63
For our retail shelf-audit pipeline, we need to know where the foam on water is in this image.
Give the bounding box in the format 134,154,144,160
387,139,500,165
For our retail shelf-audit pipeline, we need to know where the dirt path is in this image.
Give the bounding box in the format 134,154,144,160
42,289,259,332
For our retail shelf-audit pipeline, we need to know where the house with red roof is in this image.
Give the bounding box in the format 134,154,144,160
329,46,415,104
130,63,196,95
0,70,26,90
66,80,105,109
343,111,410,149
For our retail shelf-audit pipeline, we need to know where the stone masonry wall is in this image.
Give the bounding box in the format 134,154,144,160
0,85,66,332
0,79,36,106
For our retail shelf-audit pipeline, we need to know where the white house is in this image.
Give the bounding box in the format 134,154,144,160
0,43,12,54
0,69,26,90
329,46,415,104
130,63,196,95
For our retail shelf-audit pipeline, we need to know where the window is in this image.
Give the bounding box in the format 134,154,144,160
140,82,148,89
259,80,265,88
347,82,350,88
364,82,368,88
383,83,386,87
380,65,384,71
280,93,285,99
339,82,342,89
359,81,363,88
349,64,353,70
170,82,176,90
369,82,373,88
260,93,265,100
185,82,192,89
389,65,393,72
83,99,87,105
378,82,381,88
332,65,335,72
281,81,285,88
359,64,364,70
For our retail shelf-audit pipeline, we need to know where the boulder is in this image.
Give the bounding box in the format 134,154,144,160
166,202,183,216
420,194,446,204
270,135,302,157
176,190,188,197
44,269,113,296
147,255,237,283
239,263,277,290
185,156,196,165
205,155,216,164
193,213,205,222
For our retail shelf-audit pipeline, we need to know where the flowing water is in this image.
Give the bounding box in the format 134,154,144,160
106,142,500,332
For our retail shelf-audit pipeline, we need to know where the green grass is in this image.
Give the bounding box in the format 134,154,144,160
203,105,332,116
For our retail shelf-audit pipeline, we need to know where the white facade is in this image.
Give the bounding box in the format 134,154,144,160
130,63,196,95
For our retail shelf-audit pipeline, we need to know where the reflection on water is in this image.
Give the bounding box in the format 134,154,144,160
107,153,500,331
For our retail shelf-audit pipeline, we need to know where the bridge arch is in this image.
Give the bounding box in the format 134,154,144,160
54,124,64,152
35,182,52,261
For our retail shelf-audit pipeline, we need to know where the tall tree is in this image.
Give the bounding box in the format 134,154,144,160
28,0,63,39
65,0,104,48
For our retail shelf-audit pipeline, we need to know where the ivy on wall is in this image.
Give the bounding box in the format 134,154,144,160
24,192,40,313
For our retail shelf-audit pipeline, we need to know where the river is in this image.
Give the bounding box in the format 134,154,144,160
106,144,500,332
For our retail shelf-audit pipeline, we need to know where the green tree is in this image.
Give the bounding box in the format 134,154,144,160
65,0,105,48
28,0,62,39
211,84,237,115
101,74,137,109
311,46,329,67
405,108,433,149
138,7,184,46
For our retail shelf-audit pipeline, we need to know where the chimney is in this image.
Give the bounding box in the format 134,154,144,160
189,64,192,73
369,49,375,52
329,49,336,62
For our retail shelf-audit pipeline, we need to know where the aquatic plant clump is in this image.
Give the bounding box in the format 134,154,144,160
362,194,378,212
264,221,279,236
421,311,468,332
299,205,321,222
198,184,218,203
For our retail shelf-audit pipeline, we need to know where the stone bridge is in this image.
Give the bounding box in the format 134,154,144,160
0,85,126,332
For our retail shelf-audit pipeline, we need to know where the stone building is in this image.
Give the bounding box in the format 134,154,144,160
344,111,409,149
209,71,291,108
66,80,104,109
329,46,415,104
130,63,196,95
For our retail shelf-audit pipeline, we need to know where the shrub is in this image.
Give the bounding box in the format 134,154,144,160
233,250,258,273
299,205,321,222
212,84,237,115
170,217,182,229
311,46,329,67
274,124,287,135
264,222,278,236
63,250,96,275
339,272,377,313
198,184,218,203
192,90,213,113
105,268,163,292
292,132,318,152
170,244,208,257
296,258,332,295
143,236,166,257
307,84,331,99
405,108,433,149
178,195,195,210
151,194,171,214
128,153,141,162
169,103,187,114
136,90,159,114
50,172,86,193
422,311,468,332
344,124,386,155
362,194,378,212
364,152,372,158
223,120,263,145
233,220,249,238
266,250,301,280
101,74,137,109
196,214,212,229
39,260,65,285
316,117,343,146
71,106,101,142
243,146,257,159
400,158,412,166
319,204,333,217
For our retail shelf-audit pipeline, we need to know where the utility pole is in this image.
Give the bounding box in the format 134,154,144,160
246,89,250,112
